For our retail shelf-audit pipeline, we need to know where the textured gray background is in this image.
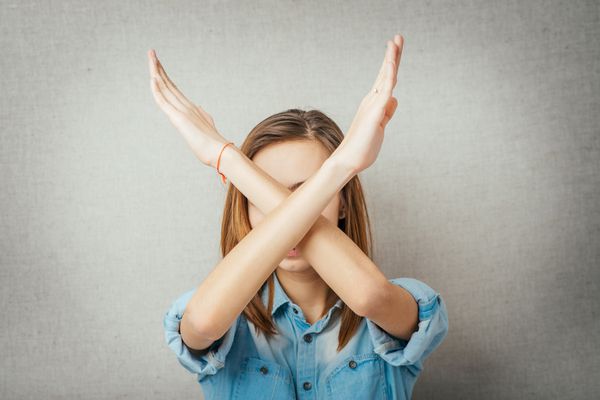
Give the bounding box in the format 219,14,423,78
1,0,598,399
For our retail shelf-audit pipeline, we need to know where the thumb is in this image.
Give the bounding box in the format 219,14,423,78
382,97,398,128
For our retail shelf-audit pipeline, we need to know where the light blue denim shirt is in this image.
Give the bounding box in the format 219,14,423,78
163,272,448,399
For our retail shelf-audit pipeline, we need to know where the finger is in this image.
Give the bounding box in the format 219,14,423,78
375,35,403,93
373,60,395,105
148,49,163,82
154,71,187,113
150,76,171,111
392,34,404,88
371,40,393,92
148,49,156,78
152,51,214,124
150,51,188,113
383,60,396,96
148,49,161,79
155,55,196,109
371,40,395,93
392,35,403,68
382,35,402,91
150,76,181,118
194,104,216,126
371,61,397,111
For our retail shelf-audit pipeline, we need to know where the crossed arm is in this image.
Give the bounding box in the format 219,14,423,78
149,34,418,350
215,144,419,342
187,147,418,345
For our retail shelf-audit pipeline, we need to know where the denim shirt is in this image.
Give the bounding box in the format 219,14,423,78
163,272,448,400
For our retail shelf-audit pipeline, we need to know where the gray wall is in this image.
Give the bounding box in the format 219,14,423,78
1,0,598,398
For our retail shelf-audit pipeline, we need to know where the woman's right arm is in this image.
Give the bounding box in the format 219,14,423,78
148,50,355,350
181,153,354,348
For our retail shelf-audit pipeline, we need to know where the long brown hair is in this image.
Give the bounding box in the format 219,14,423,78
220,108,375,352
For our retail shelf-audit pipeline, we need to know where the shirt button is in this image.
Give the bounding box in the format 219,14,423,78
260,366,268,375
293,308,299,314
348,360,357,369
303,381,312,390
303,334,312,343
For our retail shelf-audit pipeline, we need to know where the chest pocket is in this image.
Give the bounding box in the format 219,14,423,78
325,353,388,400
232,356,295,400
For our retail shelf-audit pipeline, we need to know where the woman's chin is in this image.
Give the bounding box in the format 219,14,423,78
278,257,310,271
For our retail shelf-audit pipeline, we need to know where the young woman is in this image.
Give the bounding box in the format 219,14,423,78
150,34,448,400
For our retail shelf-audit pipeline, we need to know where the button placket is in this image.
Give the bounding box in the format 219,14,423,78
297,328,315,399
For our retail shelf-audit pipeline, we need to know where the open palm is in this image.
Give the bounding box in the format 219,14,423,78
148,49,229,168
332,34,404,174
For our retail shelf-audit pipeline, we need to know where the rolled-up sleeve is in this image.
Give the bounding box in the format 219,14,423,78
163,288,239,381
366,277,448,373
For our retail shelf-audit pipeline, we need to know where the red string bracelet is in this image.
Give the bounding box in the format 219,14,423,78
216,141,235,185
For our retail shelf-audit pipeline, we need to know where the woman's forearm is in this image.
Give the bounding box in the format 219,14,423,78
217,145,419,341
218,145,392,315
186,145,354,339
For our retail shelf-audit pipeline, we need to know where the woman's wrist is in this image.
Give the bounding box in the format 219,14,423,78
325,151,358,180
208,140,235,169
214,141,241,180
324,155,357,190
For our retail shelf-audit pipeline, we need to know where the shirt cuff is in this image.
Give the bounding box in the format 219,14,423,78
365,277,449,373
163,288,238,381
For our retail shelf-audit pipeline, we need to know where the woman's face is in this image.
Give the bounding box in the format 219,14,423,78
247,139,343,272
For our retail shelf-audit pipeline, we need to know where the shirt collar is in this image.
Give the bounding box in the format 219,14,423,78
262,271,344,316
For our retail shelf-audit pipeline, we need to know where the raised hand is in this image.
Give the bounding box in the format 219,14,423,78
147,49,230,168
331,34,404,174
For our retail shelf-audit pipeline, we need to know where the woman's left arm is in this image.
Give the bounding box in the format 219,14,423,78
152,34,417,340
218,35,418,340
